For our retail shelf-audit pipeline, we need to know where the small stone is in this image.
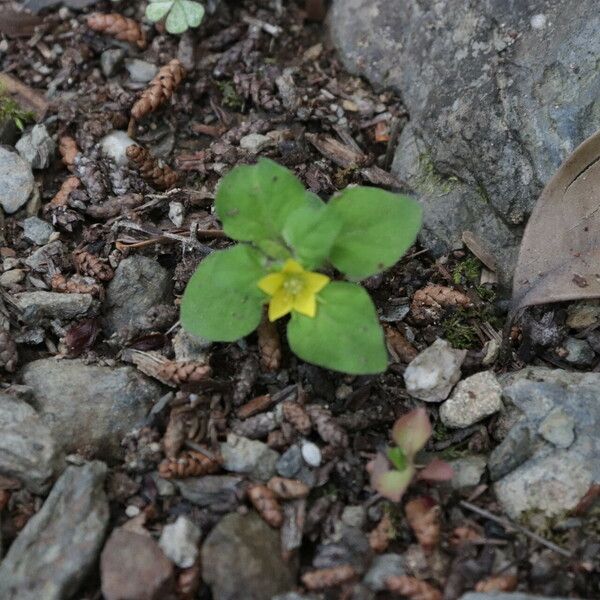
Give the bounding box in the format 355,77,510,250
566,302,600,329
159,516,202,568
168,200,184,227
448,455,487,489
24,240,65,272
277,444,304,477
176,475,244,511
439,371,502,428
14,291,94,323
172,328,211,362
404,339,467,402
342,505,367,529
220,434,279,481
125,505,140,518
22,216,55,245
488,420,534,481
240,133,272,153
153,474,176,497
562,337,595,367
101,528,175,600
301,440,322,467
125,59,158,82
99,130,138,167
100,48,125,78
0,462,109,600
363,553,405,592
202,512,296,600
0,394,63,493
0,269,25,287
16,124,56,169
538,408,575,448
0,146,34,214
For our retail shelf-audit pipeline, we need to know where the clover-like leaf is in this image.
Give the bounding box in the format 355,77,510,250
328,187,422,279
391,408,432,459
216,159,310,255
181,245,267,342
145,0,173,22
287,281,387,374
165,1,188,33
181,0,205,27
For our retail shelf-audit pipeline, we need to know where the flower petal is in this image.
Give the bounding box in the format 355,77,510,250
268,289,294,321
302,271,330,295
292,288,317,317
258,272,284,296
281,258,304,274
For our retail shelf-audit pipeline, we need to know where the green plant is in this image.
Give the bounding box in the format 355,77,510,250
145,0,205,34
181,158,422,374
0,87,35,131
368,408,453,502
452,256,481,285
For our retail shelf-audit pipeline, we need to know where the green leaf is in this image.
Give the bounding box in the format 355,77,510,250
215,159,309,249
283,204,341,269
181,245,267,342
181,0,205,27
165,1,188,33
287,281,387,374
391,408,432,458
145,0,173,22
328,187,422,279
387,446,408,471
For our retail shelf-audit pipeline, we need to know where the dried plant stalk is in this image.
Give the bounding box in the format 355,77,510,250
87,13,146,48
126,145,179,191
131,59,185,120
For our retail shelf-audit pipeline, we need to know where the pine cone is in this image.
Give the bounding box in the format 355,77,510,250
0,330,18,372
126,145,179,191
73,250,114,282
282,400,312,435
154,360,212,386
131,59,186,120
305,404,348,447
58,136,79,170
385,576,442,600
87,13,146,49
247,484,283,528
301,565,358,590
257,317,281,372
158,449,221,479
51,274,104,299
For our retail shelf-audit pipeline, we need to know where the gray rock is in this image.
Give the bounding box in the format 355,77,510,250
488,421,535,482
449,455,487,489
342,505,367,529
0,394,63,493
99,130,137,167
172,328,211,362
0,269,25,287
0,146,34,214
176,475,245,511
566,302,600,329
14,291,94,323
22,358,161,460
15,124,55,169
202,512,296,600
562,337,595,366
240,133,272,154
440,371,503,428
330,0,600,283
404,338,467,402
22,216,55,245
494,368,600,517
24,240,66,272
220,434,279,481
159,516,201,568
277,444,303,477
460,593,570,600
363,553,405,592
0,461,109,600
24,0,99,11
125,59,158,83
104,256,172,334
100,48,125,78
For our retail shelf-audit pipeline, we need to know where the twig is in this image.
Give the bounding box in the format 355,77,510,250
459,500,572,558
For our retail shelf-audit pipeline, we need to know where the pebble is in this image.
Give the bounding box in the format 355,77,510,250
125,58,158,82
301,440,322,467
14,291,94,323
538,407,575,448
22,216,55,245
15,124,56,169
404,338,467,402
0,393,63,493
22,358,161,460
566,302,600,329
172,328,211,362
342,505,367,529
0,146,34,214
439,370,503,428
101,528,175,600
202,512,296,600
562,336,595,366
99,130,138,167
100,48,125,78
159,516,202,568
176,475,245,511
277,444,304,477
0,269,25,287
125,505,140,518
220,433,279,481
240,133,272,153
168,200,184,227
0,461,109,600
448,455,487,489
363,553,405,592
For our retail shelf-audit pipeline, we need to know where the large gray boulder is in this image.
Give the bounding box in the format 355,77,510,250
331,0,600,283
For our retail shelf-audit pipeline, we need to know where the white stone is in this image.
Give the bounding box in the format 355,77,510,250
240,133,272,154
168,201,184,227
301,441,321,467
159,516,202,568
99,130,137,166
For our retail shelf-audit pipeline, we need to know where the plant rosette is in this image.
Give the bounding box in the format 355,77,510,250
145,0,205,34
181,158,422,375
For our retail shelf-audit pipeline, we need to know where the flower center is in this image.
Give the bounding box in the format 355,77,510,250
283,274,304,296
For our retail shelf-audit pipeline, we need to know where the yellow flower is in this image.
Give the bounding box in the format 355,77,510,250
258,259,330,321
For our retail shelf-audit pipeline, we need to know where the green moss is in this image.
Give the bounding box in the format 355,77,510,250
452,257,481,285
0,86,35,131
217,81,243,111
415,153,459,196
442,312,479,349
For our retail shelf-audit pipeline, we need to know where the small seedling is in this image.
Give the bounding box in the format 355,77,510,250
145,0,205,34
181,158,422,374
0,86,35,131
368,408,453,501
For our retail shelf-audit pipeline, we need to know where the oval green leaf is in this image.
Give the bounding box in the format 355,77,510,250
215,159,309,247
328,187,422,279
145,0,173,22
165,1,188,33
181,0,205,27
287,281,388,374
181,245,267,342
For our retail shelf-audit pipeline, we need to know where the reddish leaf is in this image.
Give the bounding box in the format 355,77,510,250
417,459,454,483
368,453,414,502
65,318,100,356
392,408,432,458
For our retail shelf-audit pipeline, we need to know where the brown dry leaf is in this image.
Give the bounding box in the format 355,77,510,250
411,285,472,322
386,575,442,600
368,512,395,553
47,176,80,208
301,565,358,590
475,574,518,593
405,496,441,552
385,325,418,363
282,400,312,435
267,476,310,499
0,9,42,38
248,484,283,528
513,130,600,312
257,316,282,372
236,394,273,419
462,231,497,272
